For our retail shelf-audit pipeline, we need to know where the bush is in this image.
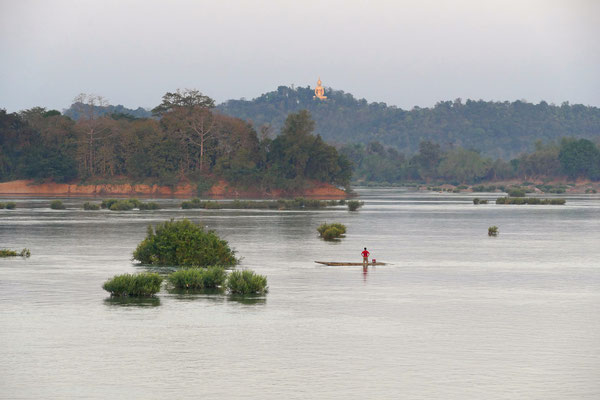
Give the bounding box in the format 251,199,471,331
473,198,480,205
168,266,226,289
83,202,100,210
496,197,566,205
317,222,347,240
488,226,499,236
5,202,16,210
507,188,526,197
109,199,136,211
50,200,66,210
0,248,28,257
226,270,268,295
102,273,163,297
133,219,238,267
0,202,4,209
101,199,119,209
347,200,364,211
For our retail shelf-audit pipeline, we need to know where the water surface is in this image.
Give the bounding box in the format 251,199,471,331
1,189,599,399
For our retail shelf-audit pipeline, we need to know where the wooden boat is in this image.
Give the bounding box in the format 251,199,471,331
314,261,387,266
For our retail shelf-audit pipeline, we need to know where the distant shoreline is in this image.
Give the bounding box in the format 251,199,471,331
0,179,347,199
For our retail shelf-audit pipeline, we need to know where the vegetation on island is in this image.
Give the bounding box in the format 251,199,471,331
181,197,344,210
226,270,268,295
102,272,163,297
496,197,566,205
488,226,499,237
317,223,347,241
168,266,227,290
347,200,364,211
100,198,160,211
83,202,100,210
133,219,237,267
0,248,31,258
1,202,17,209
50,200,66,210
0,91,351,193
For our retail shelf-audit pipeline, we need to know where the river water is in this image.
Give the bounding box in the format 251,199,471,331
1,188,599,399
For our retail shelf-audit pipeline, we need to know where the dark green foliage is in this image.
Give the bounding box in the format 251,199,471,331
472,185,497,192
536,184,566,193
226,270,268,295
473,198,480,205
0,202,4,209
5,202,16,209
133,219,237,267
181,197,334,210
50,200,65,210
496,197,566,205
100,198,158,211
168,266,227,289
507,188,526,197
558,138,600,180
102,273,163,297
488,226,499,236
218,86,600,160
317,223,347,240
83,202,100,210
347,200,364,211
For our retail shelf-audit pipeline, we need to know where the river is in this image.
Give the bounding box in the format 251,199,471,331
1,188,599,399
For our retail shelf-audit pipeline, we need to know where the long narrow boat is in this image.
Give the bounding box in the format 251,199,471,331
315,261,387,266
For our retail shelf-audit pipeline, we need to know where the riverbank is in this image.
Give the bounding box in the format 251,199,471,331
0,179,347,199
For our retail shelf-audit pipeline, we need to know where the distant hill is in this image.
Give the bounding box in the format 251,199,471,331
217,86,600,159
63,102,152,120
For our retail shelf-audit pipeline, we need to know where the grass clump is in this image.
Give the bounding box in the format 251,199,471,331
496,197,566,205
102,272,163,297
50,200,66,210
83,202,100,210
100,198,160,211
317,222,347,240
133,219,237,267
347,200,364,211
473,198,489,205
168,266,227,289
0,248,31,258
226,270,268,295
507,187,527,197
488,226,499,236
5,202,16,210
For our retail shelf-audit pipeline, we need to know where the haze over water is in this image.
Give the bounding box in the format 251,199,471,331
1,188,599,399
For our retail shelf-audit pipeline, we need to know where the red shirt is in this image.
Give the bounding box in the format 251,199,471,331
361,250,370,258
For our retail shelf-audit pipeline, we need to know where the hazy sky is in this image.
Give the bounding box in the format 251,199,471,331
1,0,599,112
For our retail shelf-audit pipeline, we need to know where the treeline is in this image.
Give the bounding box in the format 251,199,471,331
342,139,600,184
218,85,600,159
0,91,351,191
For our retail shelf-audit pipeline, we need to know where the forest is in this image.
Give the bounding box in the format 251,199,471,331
0,91,351,191
218,85,600,159
342,138,600,184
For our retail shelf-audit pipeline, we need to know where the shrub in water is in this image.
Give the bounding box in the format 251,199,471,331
507,188,526,197
317,222,347,240
347,200,364,211
473,198,480,205
488,226,499,236
133,219,237,267
83,202,100,210
496,197,566,205
0,202,4,209
168,266,227,289
5,202,16,210
226,270,268,295
50,200,66,210
102,272,163,297
0,249,18,257
101,199,119,209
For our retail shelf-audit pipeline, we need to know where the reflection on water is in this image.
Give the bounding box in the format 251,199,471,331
1,189,599,399
103,296,161,308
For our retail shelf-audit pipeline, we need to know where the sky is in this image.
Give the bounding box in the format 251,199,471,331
1,0,599,112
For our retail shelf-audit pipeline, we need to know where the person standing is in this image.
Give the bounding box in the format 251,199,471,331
361,247,370,266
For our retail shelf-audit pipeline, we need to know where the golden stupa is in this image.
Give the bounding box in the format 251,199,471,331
314,78,327,100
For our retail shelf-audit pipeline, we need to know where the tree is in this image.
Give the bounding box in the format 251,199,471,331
559,138,600,180
156,89,217,172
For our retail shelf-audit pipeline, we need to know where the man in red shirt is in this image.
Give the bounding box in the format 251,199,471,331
361,247,370,266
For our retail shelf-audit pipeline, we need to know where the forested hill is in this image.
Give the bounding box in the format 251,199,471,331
217,86,600,159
